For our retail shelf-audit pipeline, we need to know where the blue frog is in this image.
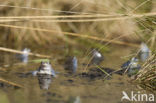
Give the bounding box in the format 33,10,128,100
32,61,56,77
118,57,141,76
91,49,104,65
64,56,77,73
17,48,30,63
139,43,151,62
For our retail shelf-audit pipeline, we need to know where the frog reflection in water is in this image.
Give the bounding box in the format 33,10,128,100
32,61,56,90
37,74,52,90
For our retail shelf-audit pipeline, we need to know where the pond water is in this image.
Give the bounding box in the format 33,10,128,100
0,45,155,103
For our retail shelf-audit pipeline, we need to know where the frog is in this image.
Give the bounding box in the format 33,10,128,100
90,49,104,65
17,48,30,63
64,56,77,73
118,57,141,76
139,42,151,62
32,61,56,77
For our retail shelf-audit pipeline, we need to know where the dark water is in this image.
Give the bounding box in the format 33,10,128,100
0,46,155,103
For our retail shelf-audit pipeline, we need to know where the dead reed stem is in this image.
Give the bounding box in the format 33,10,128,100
0,47,51,58
0,77,24,88
0,24,140,48
0,14,125,19
0,4,92,14
0,12,155,23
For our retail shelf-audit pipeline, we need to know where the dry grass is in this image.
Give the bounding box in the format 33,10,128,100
135,55,156,91
0,0,155,46
0,24,140,47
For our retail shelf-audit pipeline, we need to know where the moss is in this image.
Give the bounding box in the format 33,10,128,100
29,59,50,63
